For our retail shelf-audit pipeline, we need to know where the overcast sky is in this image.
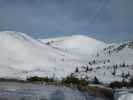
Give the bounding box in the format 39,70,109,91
0,0,133,42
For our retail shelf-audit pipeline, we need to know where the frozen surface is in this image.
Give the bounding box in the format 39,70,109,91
0,82,132,100
0,82,106,100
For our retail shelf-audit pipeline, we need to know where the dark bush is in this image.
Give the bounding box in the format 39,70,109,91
129,77,133,87
109,80,133,88
0,78,24,82
27,76,54,82
116,44,127,51
91,77,100,84
109,81,125,88
62,75,89,86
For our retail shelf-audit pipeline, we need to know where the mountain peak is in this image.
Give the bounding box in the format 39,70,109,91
71,34,88,38
71,34,91,38
0,31,26,36
0,31,35,43
69,34,105,43
42,34,105,44
40,34,106,56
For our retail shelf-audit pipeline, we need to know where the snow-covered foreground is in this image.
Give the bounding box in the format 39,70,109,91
0,82,107,100
114,88,133,100
117,93,133,100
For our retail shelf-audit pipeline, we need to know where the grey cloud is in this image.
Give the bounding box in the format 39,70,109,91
0,0,132,41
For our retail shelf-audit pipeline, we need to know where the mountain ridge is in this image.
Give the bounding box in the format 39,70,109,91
0,31,133,83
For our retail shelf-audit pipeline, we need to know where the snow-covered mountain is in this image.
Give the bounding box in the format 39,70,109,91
72,41,133,83
0,31,133,84
39,35,133,83
39,35,106,58
0,31,82,79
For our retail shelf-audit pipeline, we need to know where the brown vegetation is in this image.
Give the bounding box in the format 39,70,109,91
78,85,113,100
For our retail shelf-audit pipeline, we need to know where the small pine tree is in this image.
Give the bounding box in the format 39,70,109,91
121,63,126,67
75,67,79,73
112,65,117,76
107,59,110,63
96,53,99,57
46,41,50,45
86,66,89,72
89,61,91,65
93,60,96,64
108,50,111,55
121,72,125,82
125,72,130,79
93,76,100,84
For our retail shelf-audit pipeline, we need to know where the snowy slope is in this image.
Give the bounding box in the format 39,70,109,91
40,36,133,83
73,41,133,83
0,31,81,79
39,35,106,58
